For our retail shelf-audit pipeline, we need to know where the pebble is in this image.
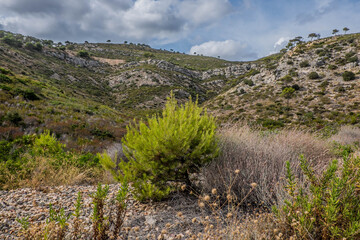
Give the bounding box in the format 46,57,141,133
0,185,208,239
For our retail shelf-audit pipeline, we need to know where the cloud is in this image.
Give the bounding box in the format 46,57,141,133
179,0,232,26
273,37,290,51
0,0,232,43
295,0,336,24
189,40,257,61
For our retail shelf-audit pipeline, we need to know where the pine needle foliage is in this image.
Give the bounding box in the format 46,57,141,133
273,152,360,239
100,92,218,201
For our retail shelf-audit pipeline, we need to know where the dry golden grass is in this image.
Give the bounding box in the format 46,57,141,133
201,125,333,206
330,125,360,145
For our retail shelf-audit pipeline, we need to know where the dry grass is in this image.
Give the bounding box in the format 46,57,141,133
201,125,333,206
330,125,360,146
2,155,112,190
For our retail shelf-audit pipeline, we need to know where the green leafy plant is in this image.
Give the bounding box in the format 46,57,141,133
244,78,255,86
308,71,320,79
281,87,295,106
273,153,360,239
342,71,355,81
32,130,65,156
91,183,109,240
46,203,71,239
100,92,218,201
1,35,22,48
299,60,310,68
73,192,82,238
16,217,30,240
77,50,90,58
111,182,129,236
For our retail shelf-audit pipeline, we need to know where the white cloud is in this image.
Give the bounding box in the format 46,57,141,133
273,37,290,50
189,40,257,61
179,0,232,26
0,0,232,43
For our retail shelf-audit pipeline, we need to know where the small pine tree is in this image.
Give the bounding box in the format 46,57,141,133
100,92,218,201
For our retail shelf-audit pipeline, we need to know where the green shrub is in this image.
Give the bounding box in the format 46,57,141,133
273,153,360,239
143,52,155,58
25,42,43,51
67,44,75,50
342,71,355,81
0,73,11,83
308,71,320,79
100,92,218,201
5,112,23,126
244,79,254,86
18,88,40,100
345,51,358,63
299,60,310,68
259,118,284,129
1,35,22,48
328,64,337,70
0,131,103,189
0,67,12,75
291,84,300,90
279,75,293,83
78,50,90,58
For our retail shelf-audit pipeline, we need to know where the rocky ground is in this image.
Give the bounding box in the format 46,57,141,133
0,184,216,239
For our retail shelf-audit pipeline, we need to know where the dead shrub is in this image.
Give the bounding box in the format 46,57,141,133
330,125,360,145
201,125,332,206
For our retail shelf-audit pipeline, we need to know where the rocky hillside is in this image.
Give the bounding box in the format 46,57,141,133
205,34,360,130
1,30,360,151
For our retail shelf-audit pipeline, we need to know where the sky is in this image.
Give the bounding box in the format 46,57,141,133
0,0,360,61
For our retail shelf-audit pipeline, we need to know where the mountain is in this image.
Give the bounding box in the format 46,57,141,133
0,30,359,151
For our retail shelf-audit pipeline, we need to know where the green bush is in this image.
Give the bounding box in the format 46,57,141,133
0,67,12,75
0,73,11,83
244,79,254,86
5,112,23,126
279,75,293,83
342,71,355,81
308,71,320,79
328,64,337,70
143,52,155,58
259,118,284,129
15,88,40,100
0,131,102,189
78,50,90,58
273,153,360,239
100,92,218,201
25,42,43,51
1,35,22,48
299,60,310,68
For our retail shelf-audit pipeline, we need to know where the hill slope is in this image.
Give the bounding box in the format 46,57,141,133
206,34,360,129
1,30,360,152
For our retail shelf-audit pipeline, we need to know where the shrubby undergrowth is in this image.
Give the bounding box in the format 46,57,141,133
0,130,104,189
273,151,360,239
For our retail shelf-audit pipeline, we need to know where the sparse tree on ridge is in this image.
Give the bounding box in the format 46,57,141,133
308,33,318,41
332,29,339,36
107,40,111,43
343,27,350,34
316,33,321,39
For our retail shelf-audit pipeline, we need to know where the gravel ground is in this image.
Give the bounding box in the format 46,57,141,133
0,184,210,239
